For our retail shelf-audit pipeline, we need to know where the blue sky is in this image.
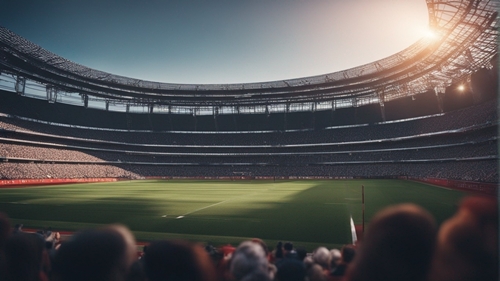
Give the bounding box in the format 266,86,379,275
1,0,429,84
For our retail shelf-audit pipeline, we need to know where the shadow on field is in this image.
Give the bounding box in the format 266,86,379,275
0,196,162,230
1,181,359,246
151,181,353,245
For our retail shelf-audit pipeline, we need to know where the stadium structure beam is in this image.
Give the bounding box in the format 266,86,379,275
15,75,25,95
0,0,497,112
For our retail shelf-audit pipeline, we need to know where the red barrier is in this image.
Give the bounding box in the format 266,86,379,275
415,178,497,195
0,178,118,187
1,177,496,196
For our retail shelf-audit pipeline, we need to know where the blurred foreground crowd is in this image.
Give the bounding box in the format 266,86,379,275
0,196,497,281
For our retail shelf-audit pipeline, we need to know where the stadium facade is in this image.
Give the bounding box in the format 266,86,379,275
0,0,498,183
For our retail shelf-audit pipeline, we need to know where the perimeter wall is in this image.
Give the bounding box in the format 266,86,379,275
0,178,119,187
1,177,496,196
414,178,497,196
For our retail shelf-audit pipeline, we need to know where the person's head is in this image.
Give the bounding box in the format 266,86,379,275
143,240,217,281
429,196,498,281
274,241,283,260
0,213,11,253
312,247,331,270
4,232,49,281
341,244,356,264
307,264,328,281
250,238,269,257
275,258,305,281
283,242,293,253
107,224,137,269
346,204,437,281
330,249,341,268
296,247,307,262
52,224,136,281
230,241,273,281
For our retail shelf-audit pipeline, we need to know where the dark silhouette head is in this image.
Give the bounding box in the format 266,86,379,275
0,213,10,250
346,204,437,281
4,232,48,281
341,244,356,264
52,224,136,281
143,240,217,281
429,196,498,281
275,258,306,281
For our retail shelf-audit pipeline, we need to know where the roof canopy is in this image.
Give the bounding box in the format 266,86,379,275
0,0,497,109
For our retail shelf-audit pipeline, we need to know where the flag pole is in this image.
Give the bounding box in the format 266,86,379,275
362,185,365,234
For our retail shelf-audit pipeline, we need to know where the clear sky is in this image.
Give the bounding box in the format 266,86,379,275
1,0,429,84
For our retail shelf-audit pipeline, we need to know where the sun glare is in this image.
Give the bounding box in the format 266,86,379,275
422,28,438,40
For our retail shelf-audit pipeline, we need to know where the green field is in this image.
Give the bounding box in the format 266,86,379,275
0,179,466,250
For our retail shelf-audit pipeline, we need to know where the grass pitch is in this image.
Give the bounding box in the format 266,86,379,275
0,179,466,250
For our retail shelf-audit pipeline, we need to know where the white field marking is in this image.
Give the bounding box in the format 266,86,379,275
161,215,167,218
344,198,361,200
324,203,344,205
350,215,358,244
177,189,270,218
176,216,184,219
178,197,240,217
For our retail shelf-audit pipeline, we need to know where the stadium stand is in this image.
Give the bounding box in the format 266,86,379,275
0,0,497,184
0,97,496,182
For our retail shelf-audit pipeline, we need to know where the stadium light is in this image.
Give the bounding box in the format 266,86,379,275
457,84,465,92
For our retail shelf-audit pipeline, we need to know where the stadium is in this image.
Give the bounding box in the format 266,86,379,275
0,0,498,280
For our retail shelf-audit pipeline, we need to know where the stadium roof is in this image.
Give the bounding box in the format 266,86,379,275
0,0,497,111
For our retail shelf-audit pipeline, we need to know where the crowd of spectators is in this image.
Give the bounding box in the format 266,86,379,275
0,135,496,164
0,143,106,163
118,161,497,182
0,100,496,146
0,163,141,180
0,160,497,183
0,99,497,182
1,124,496,157
0,196,497,281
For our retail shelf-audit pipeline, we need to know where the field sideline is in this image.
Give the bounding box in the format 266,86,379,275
0,179,466,250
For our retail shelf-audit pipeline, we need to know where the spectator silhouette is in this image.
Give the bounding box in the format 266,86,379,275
345,204,436,281
52,224,136,281
230,241,275,281
0,213,10,281
330,244,355,278
429,196,498,281
275,258,305,281
4,232,49,281
143,240,217,281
